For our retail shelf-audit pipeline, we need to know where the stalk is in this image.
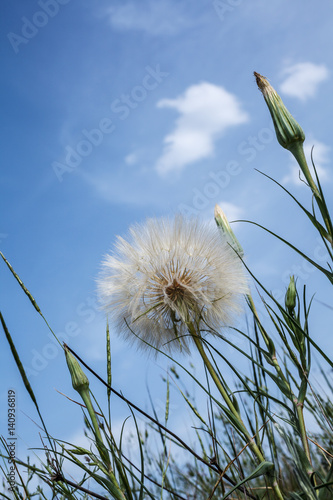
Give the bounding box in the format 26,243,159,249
188,322,285,500
288,143,321,200
296,401,312,468
288,142,333,245
247,294,293,391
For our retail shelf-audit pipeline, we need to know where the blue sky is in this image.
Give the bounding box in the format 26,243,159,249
1,0,333,490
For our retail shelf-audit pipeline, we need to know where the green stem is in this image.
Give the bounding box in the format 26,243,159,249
79,390,126,500
288,142,332,244
248,294,315,475
189,323,285,500
288,143,321,199
192,331,246,425
296,402,312,468
247,295,293,393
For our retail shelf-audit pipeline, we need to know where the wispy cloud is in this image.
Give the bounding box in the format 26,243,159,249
124,152,139,166
282,138,330,186
107,1,192,36
155,82,249,176
280,62,329,101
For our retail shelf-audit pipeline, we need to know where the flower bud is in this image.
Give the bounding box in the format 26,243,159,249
285,275,297,314
64,346,115,472
64,345,89,396
254,72,305,151
214,204,244,257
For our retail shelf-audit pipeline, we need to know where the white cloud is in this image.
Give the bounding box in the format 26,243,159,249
280,62,329,101
107,1,191,36
282,138,330,186
155,82,249,176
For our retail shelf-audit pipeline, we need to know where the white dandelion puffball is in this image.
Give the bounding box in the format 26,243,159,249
98,216,248,353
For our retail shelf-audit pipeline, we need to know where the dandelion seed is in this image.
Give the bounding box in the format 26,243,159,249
98,216,248,353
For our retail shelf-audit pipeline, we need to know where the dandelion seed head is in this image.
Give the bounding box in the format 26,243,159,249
98,216,248,354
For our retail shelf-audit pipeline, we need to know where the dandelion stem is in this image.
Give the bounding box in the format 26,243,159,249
189,323,285,500
190,326,260,450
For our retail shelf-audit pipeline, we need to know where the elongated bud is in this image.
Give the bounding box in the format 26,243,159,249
64,345,89,396
254,71,323,202
285,275,297,314
214,204,244,257
64,345,113,470
254,72,305,151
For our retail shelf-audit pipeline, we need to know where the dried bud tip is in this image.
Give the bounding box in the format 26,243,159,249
253,70,305,151
254,72,270,92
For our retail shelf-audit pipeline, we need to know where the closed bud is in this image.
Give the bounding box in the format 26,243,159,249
214,204,244,257
254,72,323,200
254,72,305,151
64,345,89,396
285,275,297,314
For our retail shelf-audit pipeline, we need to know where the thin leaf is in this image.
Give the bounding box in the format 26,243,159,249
222,461,274,499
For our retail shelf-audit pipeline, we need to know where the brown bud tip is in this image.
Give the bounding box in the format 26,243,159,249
253,70,305,150
254,72,270,93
